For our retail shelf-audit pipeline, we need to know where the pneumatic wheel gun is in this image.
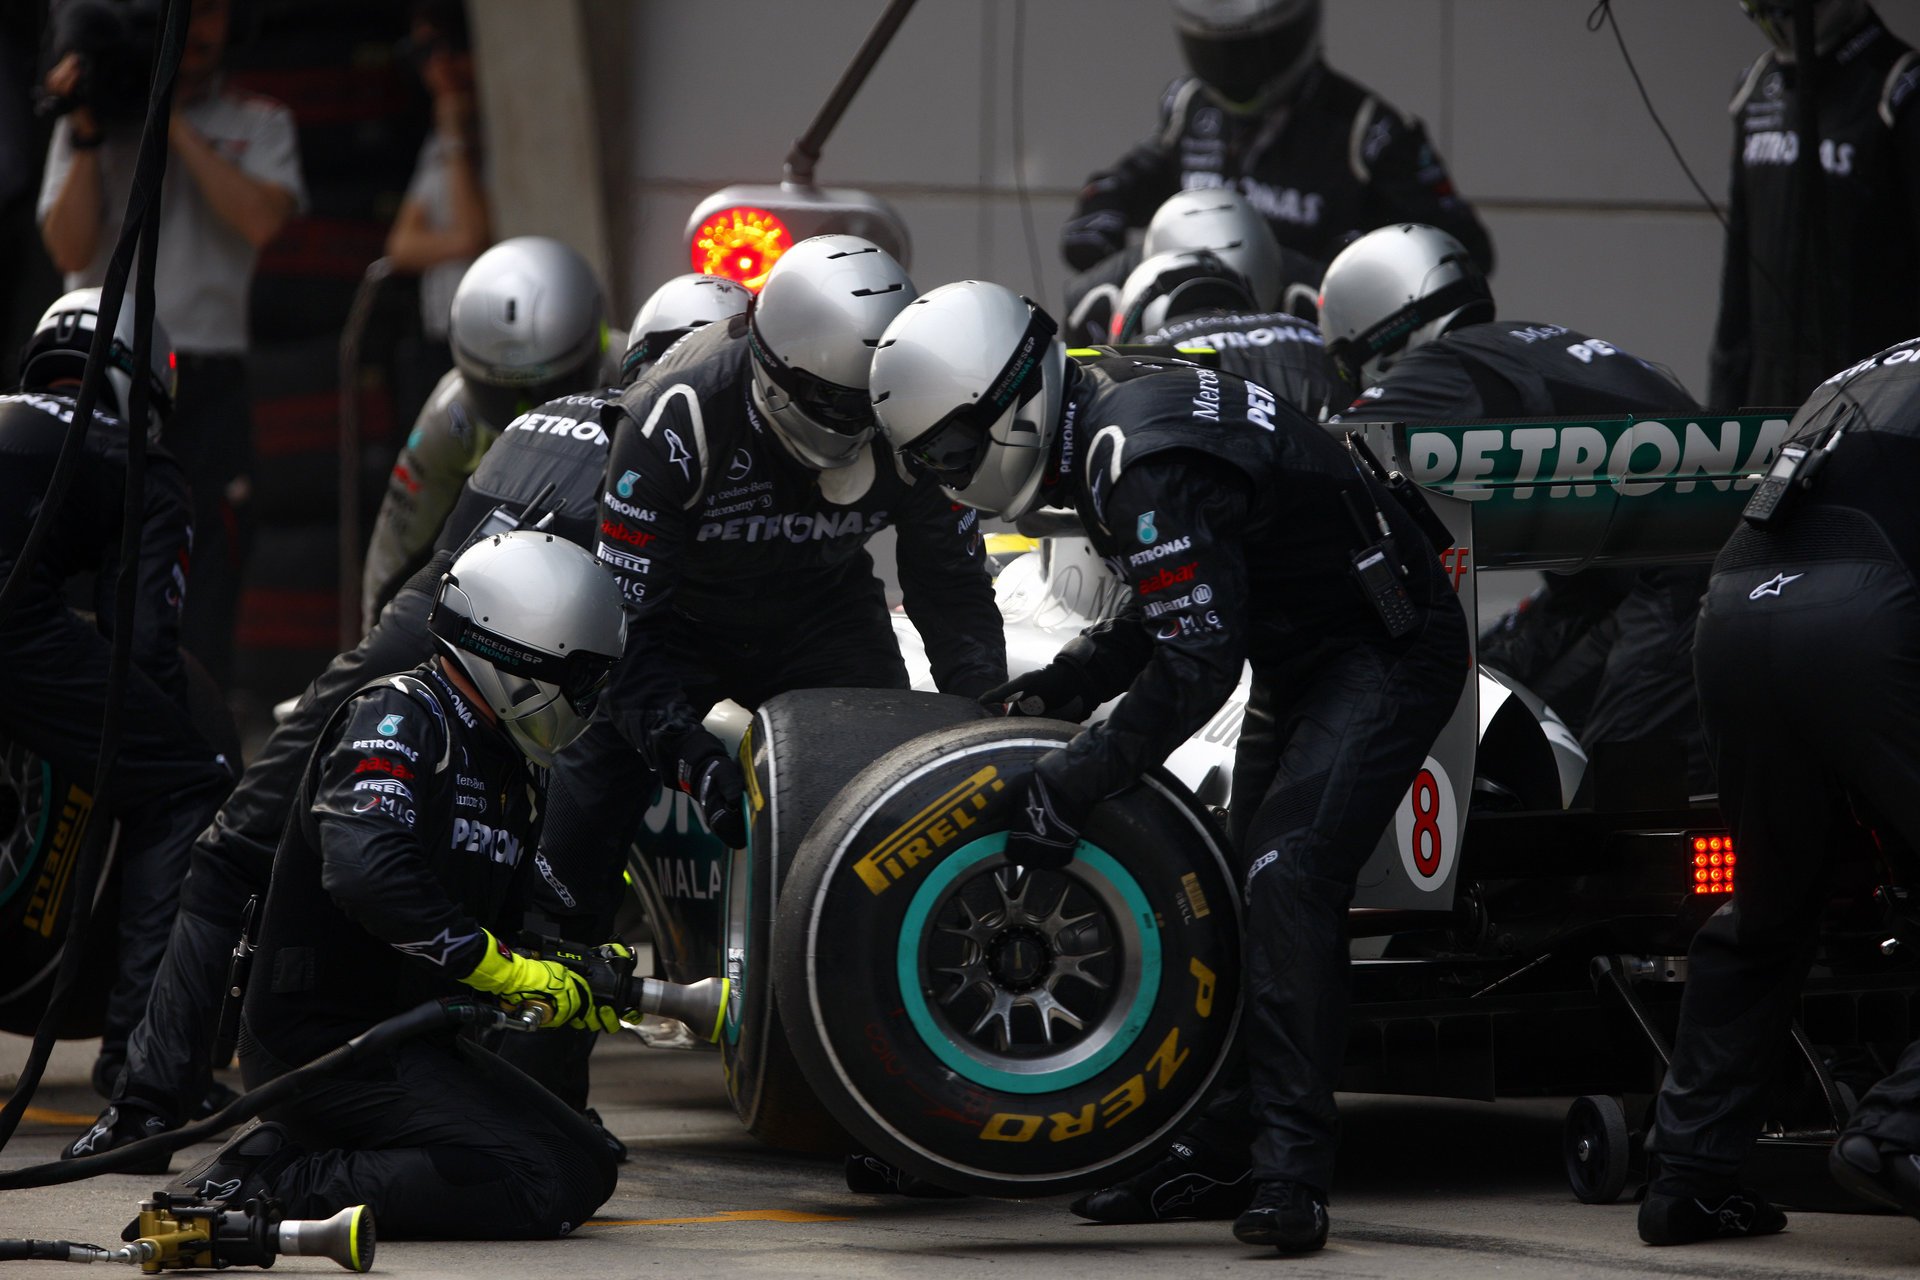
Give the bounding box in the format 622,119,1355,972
525,937,731,1042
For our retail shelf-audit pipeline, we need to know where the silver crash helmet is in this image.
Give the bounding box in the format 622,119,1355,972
1317,223,1493,392
427,531,626,768
1142,187,1283,311
870,281,1067,521
746,234,916,470
1112,248,1260,342
20,287,176,442
448,235,607,426
620,273,753,384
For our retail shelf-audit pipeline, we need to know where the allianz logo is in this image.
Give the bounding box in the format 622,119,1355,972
1407,417,1790,501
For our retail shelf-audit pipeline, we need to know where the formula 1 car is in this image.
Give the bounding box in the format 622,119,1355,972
619,401,1916,1205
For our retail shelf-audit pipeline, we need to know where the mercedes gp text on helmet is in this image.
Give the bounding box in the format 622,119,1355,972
1143,187,1285,308
621,272,753,385
1172,0,1322,114
1112,248,1260,342
448,235,607,427
20,287,175,442
428,530,626,768
1317,223,1494,391
870,281,1067,521
746,234,916,471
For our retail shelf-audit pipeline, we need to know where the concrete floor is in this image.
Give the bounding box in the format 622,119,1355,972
4,1032,1917,1279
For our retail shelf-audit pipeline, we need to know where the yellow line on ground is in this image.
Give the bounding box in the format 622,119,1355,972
18,1105,97,1126
589,1209,851,1227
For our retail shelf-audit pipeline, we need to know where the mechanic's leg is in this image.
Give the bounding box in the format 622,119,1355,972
112,567,448,1125
1241,605,1467,1194
1582,565,1711,794
259,1037,617,1240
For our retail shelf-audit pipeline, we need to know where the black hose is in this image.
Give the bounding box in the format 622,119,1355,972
0,1239,111,1262
0,0,189,1155
0,998,502,1191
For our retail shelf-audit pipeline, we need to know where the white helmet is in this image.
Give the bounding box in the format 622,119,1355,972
1172,0,1322,114
1143,187,1284,308
746,235,916,470
1112,249,1260,342
427,531,626,768
20,288,175,441
1317,223,1494,391
870,281,1066,521
621,273,753,385
449,236,607,426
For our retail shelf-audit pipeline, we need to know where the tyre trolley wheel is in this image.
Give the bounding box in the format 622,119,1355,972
1564,1094,1631,1204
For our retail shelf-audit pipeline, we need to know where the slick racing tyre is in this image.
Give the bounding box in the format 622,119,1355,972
773,718,1242,1197
725,688,987,1153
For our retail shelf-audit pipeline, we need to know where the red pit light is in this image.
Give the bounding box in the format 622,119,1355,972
691,206,792,292
1690,833,1736,895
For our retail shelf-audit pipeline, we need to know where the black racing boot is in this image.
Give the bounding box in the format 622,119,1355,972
843,1153,966,1198
1232,1179,1329,1253
1637,1185,1786,1245
1830,1134,1920,1220
62,1103,173,1175
1070,1143,1254,1223
161,1120,298,1207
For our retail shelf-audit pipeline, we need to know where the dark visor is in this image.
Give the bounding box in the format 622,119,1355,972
1325,270,1489,387
899,302,1057,484
746,306,873,434
427,600,617,716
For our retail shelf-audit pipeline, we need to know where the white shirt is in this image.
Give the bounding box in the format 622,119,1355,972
402,134,474,342
38,79,308,355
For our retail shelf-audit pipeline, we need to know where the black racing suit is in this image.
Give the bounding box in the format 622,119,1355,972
113,391,614,1127
1339,320,1714,791
0,391,230,1067
1033,356,1468,1192
1708,13,1920,412
1141,309,1336,420
590,314,1006,823
238,663,615,1239
1650,338,1920,1186
1063,65,1493,275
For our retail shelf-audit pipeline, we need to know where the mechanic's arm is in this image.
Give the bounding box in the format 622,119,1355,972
1032,457,1253,818
1705,127,1752,415
1356,104,1494,276
1328,349,1483,426
38,111,106,275
894,482,1007,697
167,115,297,250
360,382,484,629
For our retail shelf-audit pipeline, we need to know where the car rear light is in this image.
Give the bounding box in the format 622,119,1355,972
1690,834,1736,895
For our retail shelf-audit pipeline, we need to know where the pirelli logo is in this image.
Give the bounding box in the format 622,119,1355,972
853,765,1006,895
23,783,94,938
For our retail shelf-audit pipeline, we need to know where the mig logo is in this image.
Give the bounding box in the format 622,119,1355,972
377,713,404,736
616,469,640,498
853,765,1005,894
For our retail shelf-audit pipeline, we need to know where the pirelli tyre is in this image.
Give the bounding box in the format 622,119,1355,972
773,718,1242,1197
725,688,988,1153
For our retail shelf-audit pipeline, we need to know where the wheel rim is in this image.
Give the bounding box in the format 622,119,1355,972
895,834,1162,1094
0,746,52,910
722,835,750,1047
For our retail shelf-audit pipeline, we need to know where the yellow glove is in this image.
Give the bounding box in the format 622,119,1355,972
460,930,594,1029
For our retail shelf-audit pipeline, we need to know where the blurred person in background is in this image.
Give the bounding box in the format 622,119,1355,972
37,0,306,691
385,0,491,424
1709,0,1920,411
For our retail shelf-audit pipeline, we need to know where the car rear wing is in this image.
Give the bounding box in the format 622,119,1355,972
1336,414,1793,571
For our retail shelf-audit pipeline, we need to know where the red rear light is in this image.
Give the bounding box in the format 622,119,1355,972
1690,833,1736,895
690,206,792,292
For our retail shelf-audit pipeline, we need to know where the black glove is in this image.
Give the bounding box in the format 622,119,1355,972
1060,209,1127,272
980,663,1097,722
1004,772,1084,871
676,732,748,848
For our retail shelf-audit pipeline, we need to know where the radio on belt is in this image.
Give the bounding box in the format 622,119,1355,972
1743,419,1847,530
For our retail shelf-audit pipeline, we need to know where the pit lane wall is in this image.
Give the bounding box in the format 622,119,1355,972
1342,414,1792,571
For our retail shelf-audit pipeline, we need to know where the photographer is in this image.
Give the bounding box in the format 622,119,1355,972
37,0,306,688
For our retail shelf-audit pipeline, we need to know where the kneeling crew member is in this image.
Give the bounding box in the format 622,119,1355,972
201,532,627,1239
1642,338,1920,1243
870,281,1469,1255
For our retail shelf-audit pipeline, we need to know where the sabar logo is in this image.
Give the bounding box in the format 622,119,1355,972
1138,561,1197,594
853,765,1005,894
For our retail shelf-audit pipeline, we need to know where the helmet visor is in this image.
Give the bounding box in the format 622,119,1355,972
427,604,617,716
898,303,1057,484
746,307,875,435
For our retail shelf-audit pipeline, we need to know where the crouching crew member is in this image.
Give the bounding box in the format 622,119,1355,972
171,533,627,1239
1644,338,1920,1242
869,281,1469,1254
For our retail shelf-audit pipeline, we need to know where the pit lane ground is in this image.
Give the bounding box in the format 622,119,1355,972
5,1032,1917,1280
